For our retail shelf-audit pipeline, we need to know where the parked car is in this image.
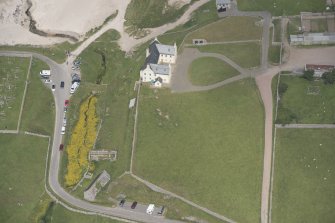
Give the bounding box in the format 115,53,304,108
64,100,69,107
63,117,67,127
61,126,65,135
44,79,52,84
158,206,165,215
64,107,67,113
51,84,56,91
73,60,81,66
59,144,64,151
131,201,137,209
119,199,125,207
60,81,65,88
70,82,80,94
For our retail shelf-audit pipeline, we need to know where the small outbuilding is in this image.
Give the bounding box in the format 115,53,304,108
216,0,231,12
305,64,335,77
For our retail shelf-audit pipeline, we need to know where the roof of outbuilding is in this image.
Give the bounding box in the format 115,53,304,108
216,0,231,4
149,63,170,75
156,43,176,55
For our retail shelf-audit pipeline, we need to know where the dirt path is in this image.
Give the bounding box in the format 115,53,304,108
131,174,236,223
258,46,335,223
171,48,249,92
255,67,279,223
275,124,335,128
71,0,210,57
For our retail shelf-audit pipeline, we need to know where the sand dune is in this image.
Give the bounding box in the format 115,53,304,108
30,0,117,36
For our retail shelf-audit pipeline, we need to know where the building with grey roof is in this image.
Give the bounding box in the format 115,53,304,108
290,32,335,45
140,38,177,87
84,170,110,201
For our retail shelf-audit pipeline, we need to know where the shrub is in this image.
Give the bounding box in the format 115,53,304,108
302,69,314,81
65,96,99,187
322,70,335,84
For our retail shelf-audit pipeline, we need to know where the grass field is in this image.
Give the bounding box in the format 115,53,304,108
20,58,55,135
125,0,192,30
272,19,282,42
104,174,223,223
42,204,122,223
268,45,281,65
237,0,326,16
272,129,335,223
134,79,264,222
196,42,261,68
158,1,219,47
0,56,30,130
276,75,335,124
0,41,79,64
287,18,302,37
60,30,142,191
185,17,262,43
0,134,48,223
310,18,328,32
188,57,239,85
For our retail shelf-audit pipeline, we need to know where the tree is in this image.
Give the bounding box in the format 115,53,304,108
322,70,335,84
302,69,314,81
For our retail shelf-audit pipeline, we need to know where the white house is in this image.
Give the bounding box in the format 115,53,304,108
140,38,177,87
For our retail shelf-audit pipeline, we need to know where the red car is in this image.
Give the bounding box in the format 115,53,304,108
64,100,69,107
59,144,64,151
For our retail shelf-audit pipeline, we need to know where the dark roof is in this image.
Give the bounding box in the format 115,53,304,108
305,64,335,71
141,40,160,70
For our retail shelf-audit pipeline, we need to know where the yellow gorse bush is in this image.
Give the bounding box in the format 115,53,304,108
65,96,99,187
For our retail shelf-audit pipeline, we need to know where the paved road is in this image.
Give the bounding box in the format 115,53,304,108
132,174,236,223
219,1,272,70
0,50,183,223
275,124,335,129
171,48,251,92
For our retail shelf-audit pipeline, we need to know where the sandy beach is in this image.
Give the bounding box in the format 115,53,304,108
0,0,120,46
30,0,117,36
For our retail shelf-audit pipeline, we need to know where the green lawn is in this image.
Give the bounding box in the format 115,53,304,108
272,19,282,42
196,42,261,68
104,174,223,223
272,129,335,223
0,41,79,64
276,75,335,124
287,18,302,37
0,134,49,223
125,0,192,29
60,30,142,190
0,56,30,130
185,17,262,43
237,0,326,16
158,1,219,47
269,45,281,65
20,58,55,135
188,57,239,86
134,79,264,222
310,18,328,32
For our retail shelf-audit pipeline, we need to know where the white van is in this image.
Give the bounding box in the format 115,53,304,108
146,204,155,215
61,126,66,135
70,82,79,94
40,70,51,78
